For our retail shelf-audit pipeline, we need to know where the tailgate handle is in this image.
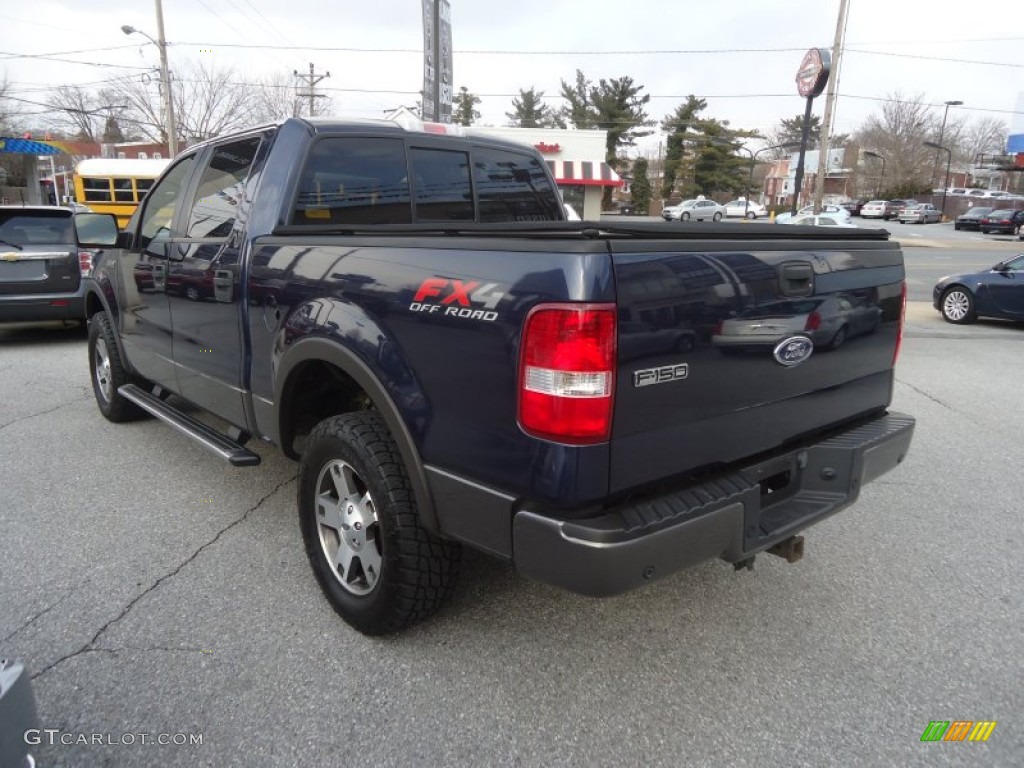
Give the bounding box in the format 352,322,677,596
778,262,814,297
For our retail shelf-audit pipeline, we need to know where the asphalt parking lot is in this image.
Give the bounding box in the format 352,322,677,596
2,239,1022,766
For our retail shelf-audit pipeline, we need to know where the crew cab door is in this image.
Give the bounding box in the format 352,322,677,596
117,154,198,389
166,135,263,428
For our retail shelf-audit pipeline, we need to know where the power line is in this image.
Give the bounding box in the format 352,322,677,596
845,49,1024,69
0,44,141,60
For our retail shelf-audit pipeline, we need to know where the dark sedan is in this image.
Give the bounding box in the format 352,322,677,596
933,254,1024,324
954,206,994,231
978,208,1024,235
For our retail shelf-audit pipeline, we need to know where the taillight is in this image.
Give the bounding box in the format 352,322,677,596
804,311,822,331
893,281,907,365
518,303,616,444
78,250,94,278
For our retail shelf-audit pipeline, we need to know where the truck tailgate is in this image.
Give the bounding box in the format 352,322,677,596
609,236,904,492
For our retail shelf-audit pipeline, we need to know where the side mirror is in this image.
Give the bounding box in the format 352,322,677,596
74,213,119,247
993,261,1008,272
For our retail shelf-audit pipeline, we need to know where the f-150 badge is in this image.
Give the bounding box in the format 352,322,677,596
634,363,689,387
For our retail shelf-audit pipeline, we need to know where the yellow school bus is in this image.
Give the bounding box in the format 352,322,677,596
73,158,172,228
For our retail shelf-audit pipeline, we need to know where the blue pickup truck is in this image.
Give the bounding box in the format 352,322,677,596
83,117,914,634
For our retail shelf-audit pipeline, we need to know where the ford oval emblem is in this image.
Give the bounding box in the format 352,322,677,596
773,335,814,367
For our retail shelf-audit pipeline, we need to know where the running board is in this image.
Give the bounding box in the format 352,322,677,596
118,384,261,466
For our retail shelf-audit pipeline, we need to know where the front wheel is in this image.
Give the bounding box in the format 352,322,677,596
88,313,145,422
681,212,690,221
298,412,461,635
941,286,976,324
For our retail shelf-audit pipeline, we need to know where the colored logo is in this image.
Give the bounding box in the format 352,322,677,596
920,720,997,742
773,335,814,367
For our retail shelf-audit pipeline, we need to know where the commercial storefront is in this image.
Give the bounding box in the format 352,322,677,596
468,126,622,219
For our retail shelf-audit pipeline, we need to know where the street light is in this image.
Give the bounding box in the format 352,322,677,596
932,99,962,190
862,150,886,198
122,8,177,156
924,141,952,220
728,142,801,217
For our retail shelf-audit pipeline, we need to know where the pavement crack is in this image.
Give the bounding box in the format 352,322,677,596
0,396,89,432
896,378,954,410
1,589,74,645
31,475,296,681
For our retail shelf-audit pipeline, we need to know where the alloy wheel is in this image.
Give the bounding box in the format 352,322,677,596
314,459,382,596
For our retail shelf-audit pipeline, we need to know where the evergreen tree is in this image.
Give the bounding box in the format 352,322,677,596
630,157,652,216
660,95,707,198
453,86,481,126
506,87,561,128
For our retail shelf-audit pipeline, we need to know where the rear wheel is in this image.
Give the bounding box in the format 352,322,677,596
298,411,461,635
713,212,723,222
745,211,756,220
88,313,145,422
828,325,848,350
940,286,976,324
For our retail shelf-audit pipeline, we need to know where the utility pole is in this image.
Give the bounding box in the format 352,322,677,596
153,0,177,156
811,0,850,213
294,62,330,117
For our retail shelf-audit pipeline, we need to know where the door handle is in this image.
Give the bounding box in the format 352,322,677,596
778,262,814,297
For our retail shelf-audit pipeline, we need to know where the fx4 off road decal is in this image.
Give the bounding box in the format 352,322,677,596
409,277,506,321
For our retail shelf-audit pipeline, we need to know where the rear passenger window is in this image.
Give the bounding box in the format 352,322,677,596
186,137,261,239
473,148,561,222
410,148,473,222
292,138,412,225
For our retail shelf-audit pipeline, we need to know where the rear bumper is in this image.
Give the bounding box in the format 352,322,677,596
513,412,915,596
0,290,85,322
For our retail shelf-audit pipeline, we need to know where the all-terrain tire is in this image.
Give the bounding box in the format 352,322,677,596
298,412,461,635
88,313,145,422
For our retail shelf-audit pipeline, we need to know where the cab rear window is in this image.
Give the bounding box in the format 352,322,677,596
290,136,562,226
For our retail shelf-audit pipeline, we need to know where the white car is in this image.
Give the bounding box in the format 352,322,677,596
662,198,726,222
781,214,857,228
775,204,851,224
860,200,889,219
723,199,767,219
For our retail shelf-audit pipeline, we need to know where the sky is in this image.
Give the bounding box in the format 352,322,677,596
1,0,1021,157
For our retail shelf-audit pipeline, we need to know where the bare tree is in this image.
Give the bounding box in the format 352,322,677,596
44,85,101,141
0,73,16,133
249,72,304,124
105,61,265,145
854,93,937,194
960,116,1008,165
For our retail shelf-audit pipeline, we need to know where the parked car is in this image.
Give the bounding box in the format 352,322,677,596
712,292,883,352
775,204,851,224
954,207,994,231
934,253,1024,323
840,199,865,217
978,209,1024,235
723,199,767,219
860,200,890,219
663,197,725,222
0,206,118,325
898,203,942,224
885,199,917,220
781,214,858,228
